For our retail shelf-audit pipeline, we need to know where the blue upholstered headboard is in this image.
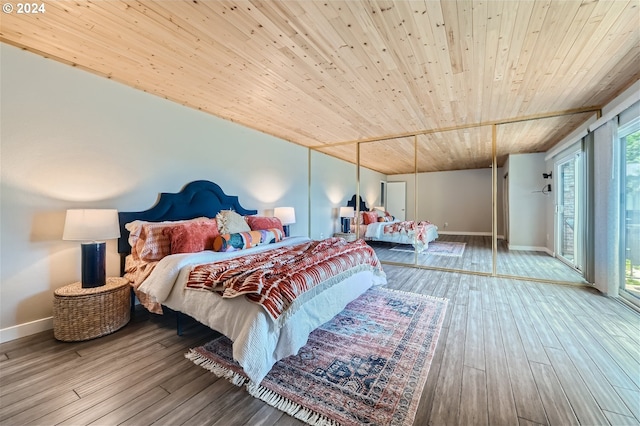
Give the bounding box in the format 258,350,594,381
347,195,368,212
117,180,257,255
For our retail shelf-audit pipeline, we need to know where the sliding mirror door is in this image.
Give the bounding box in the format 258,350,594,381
415,128,494,273
496,115,590,283
359,138,415,265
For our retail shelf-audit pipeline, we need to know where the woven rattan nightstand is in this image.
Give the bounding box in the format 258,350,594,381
333,232,357,242
53,277,131,341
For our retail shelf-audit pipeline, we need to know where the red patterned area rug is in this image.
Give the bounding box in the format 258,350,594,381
186,287,448,426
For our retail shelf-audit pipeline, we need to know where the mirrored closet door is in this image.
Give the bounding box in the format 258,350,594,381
414,128,494,274
311,113,593,285
358,138,416,266
496,116,589,284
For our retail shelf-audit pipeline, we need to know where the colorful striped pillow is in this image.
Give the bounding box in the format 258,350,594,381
213,228,283,252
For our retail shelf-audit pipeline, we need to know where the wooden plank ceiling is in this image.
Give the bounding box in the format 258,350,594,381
1,0,639,174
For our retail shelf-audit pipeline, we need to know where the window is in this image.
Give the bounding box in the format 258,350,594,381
556,151,584,273
620,115,640,305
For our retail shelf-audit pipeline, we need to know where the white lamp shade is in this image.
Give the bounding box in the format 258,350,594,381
274,207,296,225
63,209,120,241
339,206,355,218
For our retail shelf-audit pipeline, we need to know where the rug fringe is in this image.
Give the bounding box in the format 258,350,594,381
185,350,248,387
186,350,341,425
247,383,341,426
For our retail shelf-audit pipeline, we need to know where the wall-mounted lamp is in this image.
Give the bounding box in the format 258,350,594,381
542,172,552,179
274,207,296,237
63,209,120,288
339,206,355,233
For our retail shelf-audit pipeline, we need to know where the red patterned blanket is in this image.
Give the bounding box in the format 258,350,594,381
384,220,432,243
186,238,383,321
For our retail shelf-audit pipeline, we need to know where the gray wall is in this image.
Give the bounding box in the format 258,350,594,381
505,153,549,250
389,168,500,235
0,45,354,340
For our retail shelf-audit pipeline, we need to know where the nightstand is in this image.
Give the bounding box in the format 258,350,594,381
333,232,357,242
53,277,131,342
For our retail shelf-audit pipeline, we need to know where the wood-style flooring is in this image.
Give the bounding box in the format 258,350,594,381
370,234,586,284
1,265,639,425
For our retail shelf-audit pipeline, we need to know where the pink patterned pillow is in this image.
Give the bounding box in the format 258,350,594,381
245,215,284,234
164,220,220,254
126,217,210,261
363,211,378,225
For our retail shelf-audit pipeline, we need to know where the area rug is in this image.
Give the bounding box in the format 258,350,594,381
390,241,466,257
186,287,447,426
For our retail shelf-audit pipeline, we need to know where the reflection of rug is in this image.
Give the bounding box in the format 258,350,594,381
186,287,447,426
390,241,466,257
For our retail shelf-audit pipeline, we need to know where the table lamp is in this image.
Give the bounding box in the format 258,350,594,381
339,206,355,233
274,207,296,237
63,209,120,288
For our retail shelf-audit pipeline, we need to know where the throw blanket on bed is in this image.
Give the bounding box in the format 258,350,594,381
384,220,432,243
186,238,383,321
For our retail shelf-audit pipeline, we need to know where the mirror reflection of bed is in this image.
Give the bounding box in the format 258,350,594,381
347,194,494,272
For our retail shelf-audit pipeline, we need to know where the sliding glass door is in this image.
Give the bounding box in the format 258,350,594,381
621,121,640,303
556,153,584,273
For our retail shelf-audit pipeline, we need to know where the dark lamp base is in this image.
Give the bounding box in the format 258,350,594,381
342,218,351,234
81,242,106,288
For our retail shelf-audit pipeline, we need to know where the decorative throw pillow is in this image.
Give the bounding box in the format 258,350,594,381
216,210,251,234
213,228,283,252
363,211,378,225
245,215,284,234
163,220,220,254
126,217,210,261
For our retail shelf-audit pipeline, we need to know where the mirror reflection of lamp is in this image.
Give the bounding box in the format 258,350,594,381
339,206,355,233
63,209,120,288
274,207,296,237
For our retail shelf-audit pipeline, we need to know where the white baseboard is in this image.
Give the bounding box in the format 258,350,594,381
0,317,53,343
438,231,493,237
508,244,550,252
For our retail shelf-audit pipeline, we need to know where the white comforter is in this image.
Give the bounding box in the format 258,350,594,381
137,236,386,384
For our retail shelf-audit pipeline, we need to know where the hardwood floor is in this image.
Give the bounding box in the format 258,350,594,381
1,265,639,425
370,234,586,284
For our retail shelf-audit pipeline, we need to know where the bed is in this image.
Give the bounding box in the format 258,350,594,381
118,181,386,385
346,194,439,250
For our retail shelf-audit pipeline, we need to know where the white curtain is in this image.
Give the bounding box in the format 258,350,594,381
593,119,621,295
